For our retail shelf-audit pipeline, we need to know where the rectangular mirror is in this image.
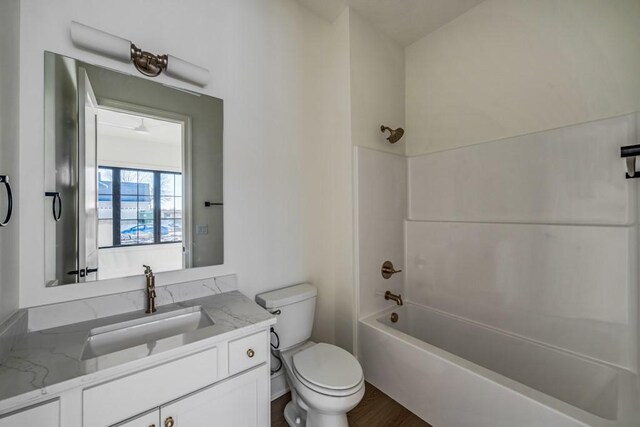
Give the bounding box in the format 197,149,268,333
44,51,223,286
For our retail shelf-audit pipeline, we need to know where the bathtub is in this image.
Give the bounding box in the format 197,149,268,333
359,303,640,427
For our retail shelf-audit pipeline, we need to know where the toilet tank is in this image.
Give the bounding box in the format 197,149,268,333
256,283,317,351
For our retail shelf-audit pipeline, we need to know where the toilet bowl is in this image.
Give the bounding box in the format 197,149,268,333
256,284,365,427
281,342,365,427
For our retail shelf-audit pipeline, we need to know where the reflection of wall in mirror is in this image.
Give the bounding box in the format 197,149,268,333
44,53,80,286
84,65,223,269
98,244,183,280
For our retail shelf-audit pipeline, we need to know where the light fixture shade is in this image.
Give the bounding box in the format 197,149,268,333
70,21,211,87
165,55,210,87
70,21,131,63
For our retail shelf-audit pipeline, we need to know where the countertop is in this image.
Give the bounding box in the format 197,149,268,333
0,290,275,411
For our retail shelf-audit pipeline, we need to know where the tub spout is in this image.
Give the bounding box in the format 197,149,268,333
385,291,403,306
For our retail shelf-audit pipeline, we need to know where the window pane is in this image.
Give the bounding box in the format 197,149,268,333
121,170,138,195
174,197,182,218
121,195,137,220
172,219,182,241
136,221,154,244
98,168,113,195
98,195,112,219
161,173,175,196
161,196,175,218
98,220,113,247
175,174,182,197
98,168,112,183
161,219,182,242
120,220,138,245
138,171,154,197
137,198,153,221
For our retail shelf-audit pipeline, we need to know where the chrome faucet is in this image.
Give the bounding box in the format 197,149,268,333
143,265,157,314
385,290,403,306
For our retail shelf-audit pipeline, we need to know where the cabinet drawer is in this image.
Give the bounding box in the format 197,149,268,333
111,409,159,427
229,331,268,375
84,347,217,427
0,400,59,427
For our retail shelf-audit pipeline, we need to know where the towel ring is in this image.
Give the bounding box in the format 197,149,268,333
0,176,13,227
45,192,62,222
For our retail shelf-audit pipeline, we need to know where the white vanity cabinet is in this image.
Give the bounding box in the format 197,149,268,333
159,364,269,427
0,325,271,427
112,409,159,427
84,347,220,427
110,364,268,427
0,400,60,427
91,329,270,427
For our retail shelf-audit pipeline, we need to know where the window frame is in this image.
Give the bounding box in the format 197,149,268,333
98,165,183,249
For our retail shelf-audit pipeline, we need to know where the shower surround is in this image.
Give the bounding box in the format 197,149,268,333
356,114,640,426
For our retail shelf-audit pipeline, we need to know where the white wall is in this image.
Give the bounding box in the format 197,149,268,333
97,134,182,172
356,147,406,320
349,10,405,155
17,0,352,349
323,9,355,351
98,244,183,281
0,0,21,324
405,0,640,156
400,0,640,371
406,115,638,370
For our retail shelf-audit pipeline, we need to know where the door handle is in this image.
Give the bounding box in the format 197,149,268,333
67,269,86,277
0,175,13,227
45,192,62,222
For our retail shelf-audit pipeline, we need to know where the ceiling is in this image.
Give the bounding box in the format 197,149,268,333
296,0,485,46
97,109,182,146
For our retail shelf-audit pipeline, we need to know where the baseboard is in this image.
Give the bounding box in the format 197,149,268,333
270,370,289,401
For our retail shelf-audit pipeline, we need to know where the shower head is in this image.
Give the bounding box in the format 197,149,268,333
380,125,404,144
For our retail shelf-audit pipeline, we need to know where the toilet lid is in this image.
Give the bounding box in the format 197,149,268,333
292,343,363,390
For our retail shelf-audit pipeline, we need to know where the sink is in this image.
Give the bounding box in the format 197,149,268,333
81,306,214,360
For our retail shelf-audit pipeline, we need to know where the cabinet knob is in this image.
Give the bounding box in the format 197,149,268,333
164,416,175,427
247,349,255,358
149,424,156,427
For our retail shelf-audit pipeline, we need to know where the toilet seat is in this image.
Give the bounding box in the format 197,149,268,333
292,343,364,397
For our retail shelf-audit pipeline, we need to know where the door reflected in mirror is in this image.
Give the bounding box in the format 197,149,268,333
44,52,223,287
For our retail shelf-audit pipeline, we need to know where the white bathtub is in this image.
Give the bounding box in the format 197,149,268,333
359,304,640,427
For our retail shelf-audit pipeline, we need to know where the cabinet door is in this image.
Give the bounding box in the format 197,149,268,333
0,400,59,427
160,364,269,427
111,409,159,427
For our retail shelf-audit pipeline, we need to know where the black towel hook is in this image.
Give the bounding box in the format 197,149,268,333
45,191,62,222
0,175,13,227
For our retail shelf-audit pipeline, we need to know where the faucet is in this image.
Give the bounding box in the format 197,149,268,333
385,290,403,306
143,265,157,314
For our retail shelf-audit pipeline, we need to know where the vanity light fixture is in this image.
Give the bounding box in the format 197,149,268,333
70,21,210,87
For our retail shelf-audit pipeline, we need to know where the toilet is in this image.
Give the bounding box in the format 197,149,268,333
256,284,365,427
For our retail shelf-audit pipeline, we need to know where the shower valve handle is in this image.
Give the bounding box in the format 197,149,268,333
381,261,402,279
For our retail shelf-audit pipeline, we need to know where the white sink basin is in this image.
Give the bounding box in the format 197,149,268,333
81,306,214,360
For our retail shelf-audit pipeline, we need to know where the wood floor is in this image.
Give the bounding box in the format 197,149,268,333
271,382,431,427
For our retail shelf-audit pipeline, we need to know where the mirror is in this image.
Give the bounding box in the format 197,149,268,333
44,52,223,286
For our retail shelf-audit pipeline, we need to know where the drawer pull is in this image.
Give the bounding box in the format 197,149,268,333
247,349,255,358
164,416,174,427
149,425,156,427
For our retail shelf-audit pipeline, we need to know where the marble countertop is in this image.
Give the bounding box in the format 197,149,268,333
0,290,275,410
